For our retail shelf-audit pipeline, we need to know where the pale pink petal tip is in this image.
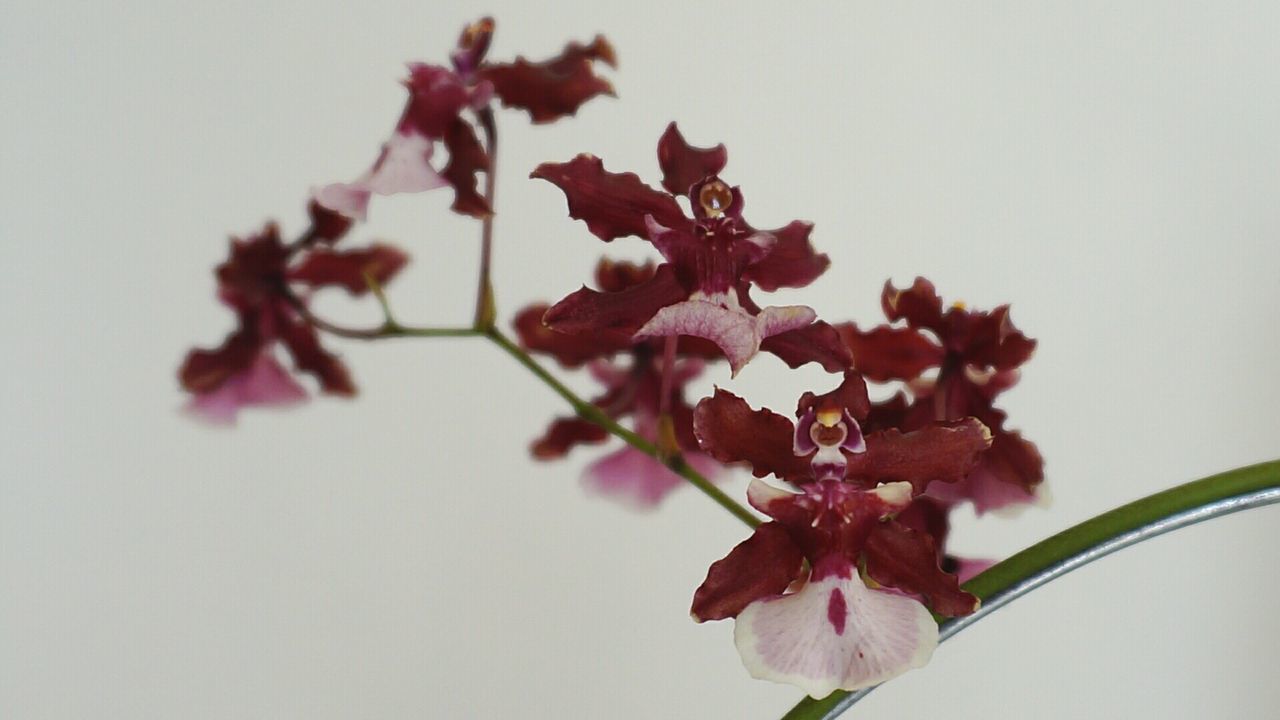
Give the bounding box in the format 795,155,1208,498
734,561,937,698
313,183,371,222
582,446,724,510
184,355,308,425
634,301,816,376
928,465,1040,517
317,132,447,220
364,131,448,195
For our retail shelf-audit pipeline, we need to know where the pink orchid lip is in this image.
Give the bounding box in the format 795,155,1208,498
184,354,307,425
733,553,937,698
793,407,867,480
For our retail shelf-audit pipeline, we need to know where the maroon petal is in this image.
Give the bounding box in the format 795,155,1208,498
479,36,616,124
531,154,688,242
760,321,853,373
796,372,871,421
513,303,628,367
286,244,409,295
882,277,944,332
398,63,472,139
305,197,354,244
278,317,355,396
693,389,811,482
959,305,1037,370
865,520,978,617
741,221,829,292
531,416,609,458
441,117,492,218
985,427,1045,495
656,122,728,196
178,325,263,394
691,522,805,622
543,263,686,337
836,322,945,383
930,426,1044,514
593,258,657,292
844,419,992,493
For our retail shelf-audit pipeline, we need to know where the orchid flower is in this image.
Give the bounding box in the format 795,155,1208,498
317,17,616,221
534,123,850,376
839,277,1044,514
689,374,989,695
178,198,407,423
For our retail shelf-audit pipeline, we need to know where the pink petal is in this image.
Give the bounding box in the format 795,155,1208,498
634,301,814,376
313,184,371,222
734,557,937,698
926,463,1039,515
363,131,447,195
635,299,760,374
581,445,683,509
757,304,817,338
317,132,447,220
184,354,307,425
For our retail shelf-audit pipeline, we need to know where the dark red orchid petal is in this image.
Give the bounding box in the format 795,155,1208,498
531,154,688,242
691,522,805,622
882,277,944,332
865,520,978,617
656,122,728,197
986,427,1044,494
895,496,951,551
958,305,1037,370
178,324,263,394
844,419,992,493
286,244,409,295
836,321,945,383
305,199,354,244
531,416,609,458
543,263,687,337
741,221,829,292
693,389,811,482
480,36,616,124
593,258,656,292
441,117,492,218
398,63,472,139
216,225,289,311
760,321,853,373
796,372,871,421
676,335,727,360
860,392,913,433
513,303,628,367
278,317,355,396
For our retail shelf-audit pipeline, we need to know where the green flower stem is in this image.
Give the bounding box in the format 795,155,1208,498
484,327,761,529
782,459,1280,720
473,107,498,330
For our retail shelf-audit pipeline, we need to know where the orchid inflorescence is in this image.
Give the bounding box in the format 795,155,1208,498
178,17,1046,702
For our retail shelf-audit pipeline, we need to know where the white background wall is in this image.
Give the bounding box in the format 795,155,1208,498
2,2,1278,718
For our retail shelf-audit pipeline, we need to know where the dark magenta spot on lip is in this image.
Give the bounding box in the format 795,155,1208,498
827,587,848,636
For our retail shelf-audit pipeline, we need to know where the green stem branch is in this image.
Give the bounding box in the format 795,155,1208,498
484,327,761,529
781,459,1280,720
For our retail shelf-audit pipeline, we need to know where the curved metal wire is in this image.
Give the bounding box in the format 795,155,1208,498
816,487,1280,718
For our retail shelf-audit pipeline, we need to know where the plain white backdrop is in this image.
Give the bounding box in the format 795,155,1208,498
2,2,1278,718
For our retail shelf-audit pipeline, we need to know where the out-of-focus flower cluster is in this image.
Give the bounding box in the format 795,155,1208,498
177,199,407,423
